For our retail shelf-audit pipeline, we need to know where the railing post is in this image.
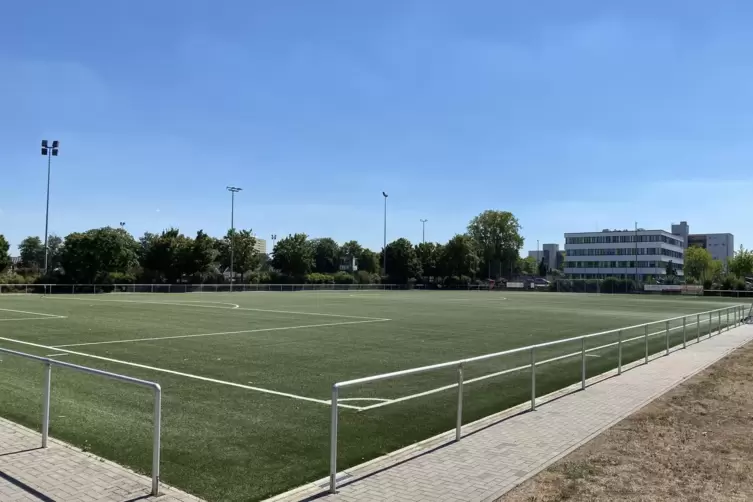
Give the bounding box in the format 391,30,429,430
617,330,622,375
727,309,730,331
41,362,51,448
718,311,721,335
530,348,536,411
682,317,686,349
456,363,464,441
708,312,712,337
152,385,162,496
644,324,649,364
697,314,700,342
329,385,339,494
581,338,586,390
665,321,670,355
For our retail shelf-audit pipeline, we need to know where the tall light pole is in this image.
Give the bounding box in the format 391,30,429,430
537,239,540,276
119,222,126,229
226,186,242,291
420,219,428,244
40,140,59,275
271,234,277,255
382,192,388,276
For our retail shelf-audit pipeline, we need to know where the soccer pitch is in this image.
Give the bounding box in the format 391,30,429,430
0,290,746,501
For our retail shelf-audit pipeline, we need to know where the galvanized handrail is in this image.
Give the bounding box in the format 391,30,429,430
0,347,162,495
328,304,749,493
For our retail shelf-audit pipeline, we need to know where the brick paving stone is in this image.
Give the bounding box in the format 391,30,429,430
268,323,753,502
0,416,204,502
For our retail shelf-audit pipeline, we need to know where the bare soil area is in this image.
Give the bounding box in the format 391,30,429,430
499,340,753,502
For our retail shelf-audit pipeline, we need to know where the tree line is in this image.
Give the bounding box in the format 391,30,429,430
683,245,753,290
0,210,542,285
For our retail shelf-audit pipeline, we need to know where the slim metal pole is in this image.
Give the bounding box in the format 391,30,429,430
645,324,649,363
43,151,52,274
456,363,463,441
329,386,339,494
718,311,721,334
697,314,700,342
727,309,730,331
665,321,670,355
581,338,586,390
617,330,622,374
420,219,427,244
41,362,51,448
382,194,388,275
682,317,686,348
152,386,162,496
530,348,536,411
230,190,235,292
709,312,712,338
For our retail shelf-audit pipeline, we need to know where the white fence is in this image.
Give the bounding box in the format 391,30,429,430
327,304,748,494
0,283,406,294
0,347,162,495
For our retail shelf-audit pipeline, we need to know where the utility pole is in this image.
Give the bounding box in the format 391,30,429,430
420,219,428,244
635,222,639,285
226,186,242,291
40,140,60,275
382,192,388,276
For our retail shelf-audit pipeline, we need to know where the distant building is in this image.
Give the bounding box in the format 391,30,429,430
339,255,358,272
669,221,735,264
687,233,734,263
526,243,560,271
564,228,684,280
254,238,267,255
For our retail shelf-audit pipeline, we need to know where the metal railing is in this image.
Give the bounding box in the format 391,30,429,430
702,289,753,298
0,283,405,294
0,347,162,495
328,304,749,493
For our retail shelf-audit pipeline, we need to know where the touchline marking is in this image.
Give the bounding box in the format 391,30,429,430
0,307,65,318
52,318,391,348
0,316,67,322
0,335,363,411
46,353,69,357
43,296,388,321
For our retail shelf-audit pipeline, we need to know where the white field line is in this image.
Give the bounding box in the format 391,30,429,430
42,296,388,321
52,318,391,348
0,307,65,318
46,353,69,357
0,335,364,411
357,317,719,412
0,316,67,322
338,398,391,403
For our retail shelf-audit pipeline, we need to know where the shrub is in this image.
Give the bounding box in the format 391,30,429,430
305,273,334,284
333,271,356,284
356,270,372,284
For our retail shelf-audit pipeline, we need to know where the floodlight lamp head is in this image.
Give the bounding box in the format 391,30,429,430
382,191,388,198
52,140,59,148
41,140,48,148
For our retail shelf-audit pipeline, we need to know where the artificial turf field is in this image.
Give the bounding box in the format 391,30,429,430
0,290,748,501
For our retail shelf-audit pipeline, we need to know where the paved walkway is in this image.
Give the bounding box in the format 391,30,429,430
0,417,202,502
271,323,753,502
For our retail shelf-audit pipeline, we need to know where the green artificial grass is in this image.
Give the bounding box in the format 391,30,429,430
0,291,746,501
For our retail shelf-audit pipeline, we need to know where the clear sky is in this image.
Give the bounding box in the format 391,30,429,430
2,1,752,254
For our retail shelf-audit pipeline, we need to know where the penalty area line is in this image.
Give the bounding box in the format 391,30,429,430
0,335,364,411
52,318,392,348
0,307,66,318
0,316,67,322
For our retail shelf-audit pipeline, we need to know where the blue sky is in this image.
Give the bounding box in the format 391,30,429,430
2,1,753,254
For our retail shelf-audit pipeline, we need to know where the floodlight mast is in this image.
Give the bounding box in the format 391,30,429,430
382,192,388,276
40,140,60,274
226,186,243,291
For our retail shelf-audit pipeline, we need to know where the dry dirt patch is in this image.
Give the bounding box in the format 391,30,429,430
498,340,753,502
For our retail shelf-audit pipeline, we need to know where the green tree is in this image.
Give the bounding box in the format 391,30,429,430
46,234,63,271
467,210,524,278
140,228,193,283
59,227,139,283
441,235,480,279
538,257,548,277
728,245,753,278
357,249,379,274
340,240,363,260
384,238,422,283
188,230,219,280
684,245,714,281
224,230,259,281
415,242,441,280
665,260,676,277
271,233,314,278
19,236,44,268
0,235,10,273
519,256,537,275
312,238,340,274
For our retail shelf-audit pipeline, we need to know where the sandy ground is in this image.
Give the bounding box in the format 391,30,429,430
498,339,753,502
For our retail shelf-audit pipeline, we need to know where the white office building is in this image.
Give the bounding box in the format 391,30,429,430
688,233,734,263
564,229,684,280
